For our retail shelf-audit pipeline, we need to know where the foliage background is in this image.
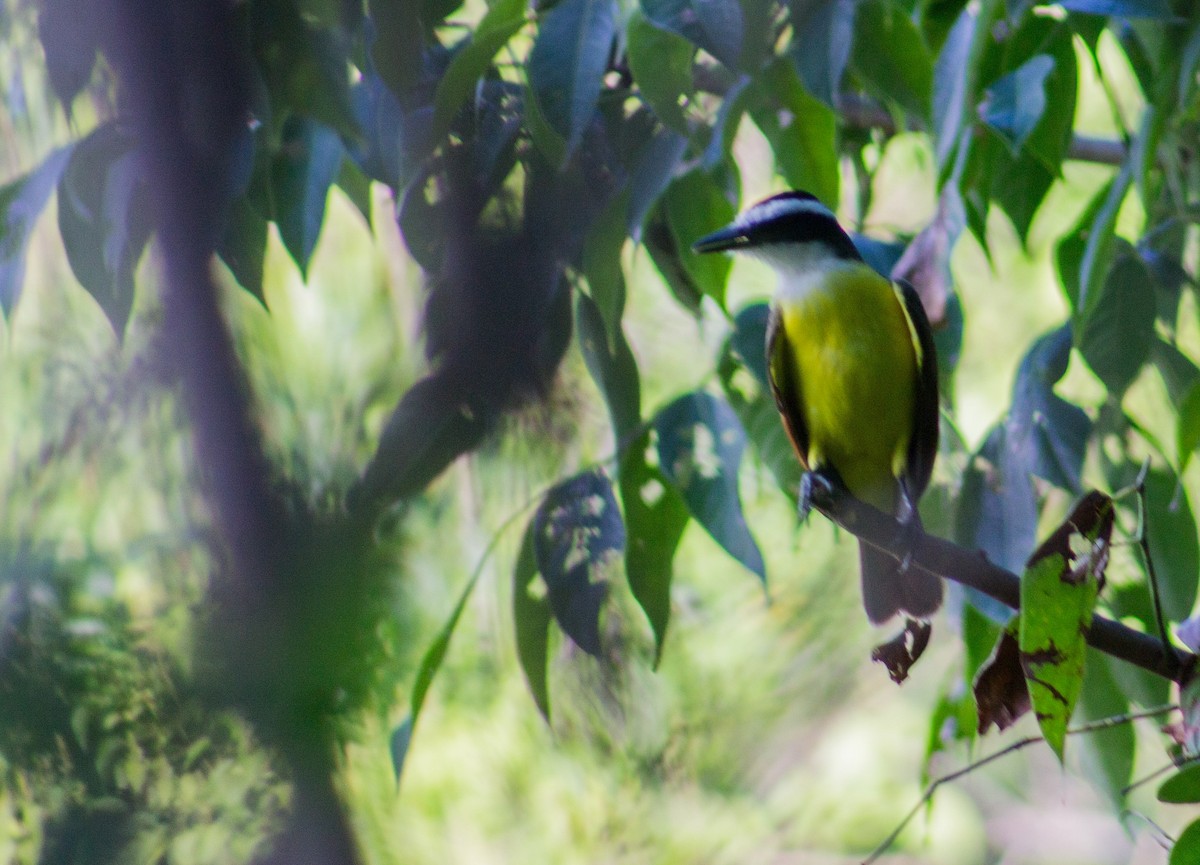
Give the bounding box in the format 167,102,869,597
3,0,1200,863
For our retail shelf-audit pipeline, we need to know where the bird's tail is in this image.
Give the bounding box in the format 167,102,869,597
859,541,943,625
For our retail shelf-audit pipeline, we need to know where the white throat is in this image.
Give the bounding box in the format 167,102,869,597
744,242,855,303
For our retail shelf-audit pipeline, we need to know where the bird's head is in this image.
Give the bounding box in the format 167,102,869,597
691,191,860,270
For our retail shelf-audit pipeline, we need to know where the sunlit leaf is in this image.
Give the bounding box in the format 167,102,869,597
528,0,618,159
654,391,766,582
432,0,528,142
620,431,689,666
1079,242,1156,396
754,61,839,208
627,11,694,133
0,145,73,313
851,0,933,121
513,520,552,720
271,116,344,276
661,170,734,308
1171,818,1200,865
533,469,624,656
1019,491,1113,761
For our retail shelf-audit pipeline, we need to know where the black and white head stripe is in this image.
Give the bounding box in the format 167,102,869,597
693,190,860,261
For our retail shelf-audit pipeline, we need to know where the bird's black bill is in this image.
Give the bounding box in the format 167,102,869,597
691,224,746,254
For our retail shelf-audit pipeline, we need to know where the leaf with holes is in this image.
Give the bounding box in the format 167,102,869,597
534,469,624,656
1019,491,1113,761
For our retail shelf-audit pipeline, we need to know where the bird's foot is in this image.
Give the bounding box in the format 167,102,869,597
797,470,835,524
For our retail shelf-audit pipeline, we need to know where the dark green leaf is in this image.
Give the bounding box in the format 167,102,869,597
990,150,1054,244
1154,339,1200,404
1144,468,1200,624
955,424,1038,576
513,520,552,720
1019,491,1113,761
576,292,641,443
851,0,933,121
754,61,839,207
1078,242,1156,395
1078,162,1133,319
528,0,618,158
390,717,413,781
1055,178,1113,312
336,157,373,227
368,0,426,99
1010,325,1091,493
701,74,753,169
218,200,269,305
654,391,766,582
981,54,1054,155
643,0,743,69
718,304,803,498
627,127,688,237
57,125,153,337
1158,763,1200,804
533,469,624,656
627,11,695,133
580,196,629,339
1179,380,1200,473
432,0,527,141
931,6,978,170
271,117,344,276
1078,651,1133,805
661,170,735,308
787,0,856,105
620,431,689,665
350,375,489,508
37,0,98,110
0,145,73,313
644,205,704,313
1171,818,1200,865
1060,0,1174,18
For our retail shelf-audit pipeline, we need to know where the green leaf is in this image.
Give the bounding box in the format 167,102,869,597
576,292,641,443
1055,178,1112,313
654,391,766,582
932,1,1001,173
38,0,99,110
717,304,803,497
1178,381,1200,473
528,0,618,159
368,0,426,99
786,0,855,106
1155,339,1200,404
1019,491,1113,761
57,124,153,337
1171,818,1200,865
1144,468,1200,624
627,11,694,133
620,431,689,666
642,0,743,69
432,0,528,141
1158,763,1200,804
755,61,839,207
1060,0,1175,18
394,566,483,780
218,200,269,305
1078,162,1133,320
1078,242,1156,396
513,520,552,720
0,145,73,313
660,170,734,308
1010,325,1092,493
981,54,1054,155
851,0,933,121
271,117,344,276
533,469,624,656
627,127,688,237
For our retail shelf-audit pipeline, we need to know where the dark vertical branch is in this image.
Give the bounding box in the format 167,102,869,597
95,1,356,862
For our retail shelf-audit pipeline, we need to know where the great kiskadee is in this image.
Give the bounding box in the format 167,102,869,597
693,191,942,624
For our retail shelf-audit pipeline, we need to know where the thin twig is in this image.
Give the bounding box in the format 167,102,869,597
861,705,1178,865
1122,760,1177,796
1133,470,1174,660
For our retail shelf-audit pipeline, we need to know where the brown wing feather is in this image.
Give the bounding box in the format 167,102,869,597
894,279,939,500
766,304,811,469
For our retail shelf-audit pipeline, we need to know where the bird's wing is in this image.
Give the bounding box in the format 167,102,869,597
893,278,940,500
766,303,811,469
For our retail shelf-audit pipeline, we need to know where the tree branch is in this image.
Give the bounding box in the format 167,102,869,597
807,481,1195,685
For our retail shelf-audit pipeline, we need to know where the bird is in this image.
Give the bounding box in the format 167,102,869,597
693,190,942,624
